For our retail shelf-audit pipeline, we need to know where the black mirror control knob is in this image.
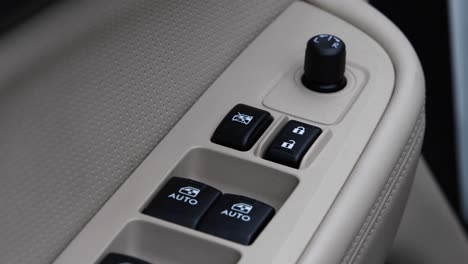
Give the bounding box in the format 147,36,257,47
302,34,347,93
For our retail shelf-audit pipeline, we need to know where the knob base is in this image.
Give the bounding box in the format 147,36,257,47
302,75,347,93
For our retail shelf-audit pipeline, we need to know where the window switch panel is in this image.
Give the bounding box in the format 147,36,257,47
143,177,221,228
211,104,273,151
197,194,275,245
264,120,322,168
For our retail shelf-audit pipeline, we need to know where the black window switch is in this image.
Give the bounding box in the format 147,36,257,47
100,253,150,264
197,194,275,245
143,177,221,228
264,120,322,168
211,104,273,151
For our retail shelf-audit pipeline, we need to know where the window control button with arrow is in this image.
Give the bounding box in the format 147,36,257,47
143,177,221,228
197,194,275,245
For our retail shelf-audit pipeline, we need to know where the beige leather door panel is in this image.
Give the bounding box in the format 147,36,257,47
0,0,431,263
55,1,424,263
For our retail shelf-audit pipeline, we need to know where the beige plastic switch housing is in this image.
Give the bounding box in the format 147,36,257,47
54,1,425,264
263,58,368,125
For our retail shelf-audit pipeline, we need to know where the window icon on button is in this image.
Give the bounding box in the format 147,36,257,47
178,186,201,198
231,203,253,214
232,112,254,125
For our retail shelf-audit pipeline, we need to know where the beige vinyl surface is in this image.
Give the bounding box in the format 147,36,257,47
54,2,401,263
389,159,468,264
0,0,296,263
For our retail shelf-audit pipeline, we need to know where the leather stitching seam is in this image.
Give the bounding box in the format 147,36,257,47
353,117,425,262
341,107,425,263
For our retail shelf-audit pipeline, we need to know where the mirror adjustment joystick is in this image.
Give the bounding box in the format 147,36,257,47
302,34,347,93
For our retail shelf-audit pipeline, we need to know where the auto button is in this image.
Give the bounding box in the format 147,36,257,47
143,177,221,228
197,194,275,245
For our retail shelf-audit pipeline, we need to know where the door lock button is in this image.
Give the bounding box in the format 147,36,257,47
211,104,273,151
143,177,221,228
197,194,275,245
264,120,322,168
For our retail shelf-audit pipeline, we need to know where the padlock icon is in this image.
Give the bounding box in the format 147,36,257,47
292,126,305,135
281,140,296,149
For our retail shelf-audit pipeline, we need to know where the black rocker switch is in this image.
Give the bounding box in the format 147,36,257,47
264,120,322,168
211,104,273,151
143,177,221,228
302,34,347,93
100,253,151,264
197,194,275,245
